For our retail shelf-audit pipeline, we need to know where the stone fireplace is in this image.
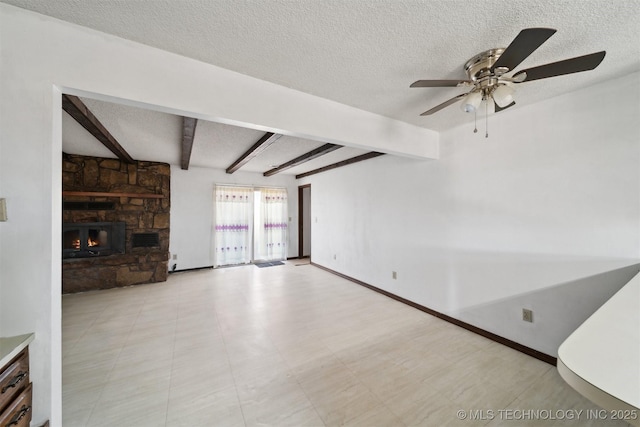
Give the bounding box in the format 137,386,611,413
62,154,170,293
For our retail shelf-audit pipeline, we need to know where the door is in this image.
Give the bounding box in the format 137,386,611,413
298,185,311,258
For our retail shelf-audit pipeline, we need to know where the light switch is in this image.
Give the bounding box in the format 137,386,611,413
0,198,6,221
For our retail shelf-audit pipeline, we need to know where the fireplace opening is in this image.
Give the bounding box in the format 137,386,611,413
63,222,125,259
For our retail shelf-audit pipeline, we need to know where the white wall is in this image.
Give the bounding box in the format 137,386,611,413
304,71,640,357
170,166,299,270
0,5,438,425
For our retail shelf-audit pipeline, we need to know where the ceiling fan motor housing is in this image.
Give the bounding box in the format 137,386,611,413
464,48,506,80
464,48,509,97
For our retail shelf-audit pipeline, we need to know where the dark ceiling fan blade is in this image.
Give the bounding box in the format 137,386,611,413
491,28,556,72
495,101,515,113
410,80,471,88
512,51,606,82
420,93,466,116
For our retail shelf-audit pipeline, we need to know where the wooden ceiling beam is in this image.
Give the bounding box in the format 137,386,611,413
226,132,282,174
61,94,135,163
295,152,385,179
263,143,342,177
181,117,198,170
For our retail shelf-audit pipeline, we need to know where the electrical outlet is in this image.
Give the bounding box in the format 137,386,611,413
333,254,337,260
522,309,533,323
392,271,397,280
172,254,177,260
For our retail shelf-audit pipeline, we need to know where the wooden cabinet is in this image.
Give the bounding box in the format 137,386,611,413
0,348,31,427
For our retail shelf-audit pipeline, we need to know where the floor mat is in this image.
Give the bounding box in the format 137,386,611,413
254,261,285,268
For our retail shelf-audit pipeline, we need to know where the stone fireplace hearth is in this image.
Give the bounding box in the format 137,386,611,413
62,154,170,293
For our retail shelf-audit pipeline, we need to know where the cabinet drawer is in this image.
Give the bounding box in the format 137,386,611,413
0,349,29,413
0,383,32,427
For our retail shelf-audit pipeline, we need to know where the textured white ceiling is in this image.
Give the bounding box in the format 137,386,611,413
9,0,640,173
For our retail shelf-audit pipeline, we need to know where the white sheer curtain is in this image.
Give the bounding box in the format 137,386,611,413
255,188,288,261
213,185,253,267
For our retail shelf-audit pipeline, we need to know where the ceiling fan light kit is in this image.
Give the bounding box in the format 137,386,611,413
411,27,606,137
460,91,482,113
492,84,515,108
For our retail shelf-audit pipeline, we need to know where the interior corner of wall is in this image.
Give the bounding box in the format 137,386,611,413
432,135,441,160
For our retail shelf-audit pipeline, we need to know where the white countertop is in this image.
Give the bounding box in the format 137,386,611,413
558,271,640,424
0,333,35,367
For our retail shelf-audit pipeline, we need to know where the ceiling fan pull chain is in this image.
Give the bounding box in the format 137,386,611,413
485,99,489,138
474,109,478,133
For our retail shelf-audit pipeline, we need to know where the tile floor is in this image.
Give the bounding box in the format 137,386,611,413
62,261,631,426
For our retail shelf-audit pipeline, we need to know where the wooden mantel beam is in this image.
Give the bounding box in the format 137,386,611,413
295,152,385,179
62,191,163,199
181,117,198,170
61,94,135,163
263,143,342,177
226,132,282,174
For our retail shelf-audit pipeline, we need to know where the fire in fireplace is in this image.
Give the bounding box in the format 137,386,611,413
62,222,125,259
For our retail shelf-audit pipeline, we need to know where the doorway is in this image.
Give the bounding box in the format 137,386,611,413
213,185,288,267
298,184,311,258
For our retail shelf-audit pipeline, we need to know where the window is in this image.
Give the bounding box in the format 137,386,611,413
254,187,288,262
213,186,253,267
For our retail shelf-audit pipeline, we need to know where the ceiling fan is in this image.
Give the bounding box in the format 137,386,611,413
411,28,606,134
